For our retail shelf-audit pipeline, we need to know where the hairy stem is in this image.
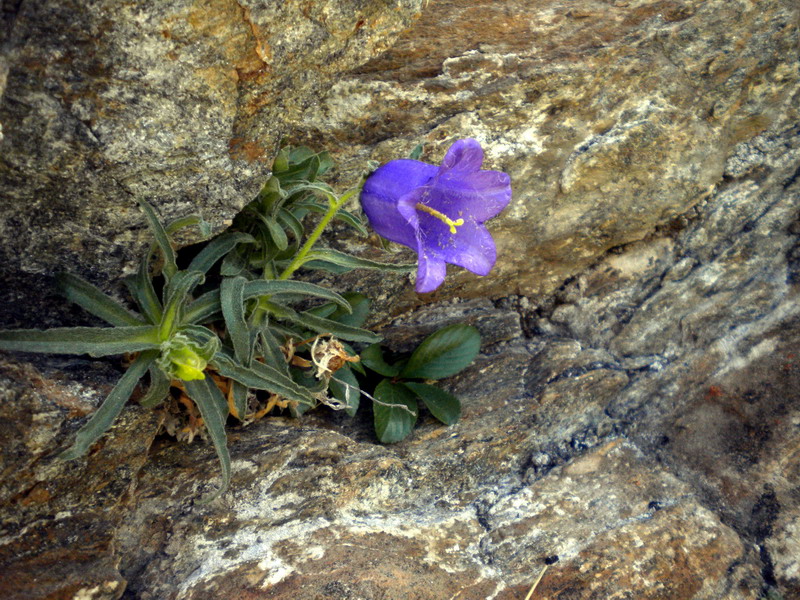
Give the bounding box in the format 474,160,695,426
278,187,359,280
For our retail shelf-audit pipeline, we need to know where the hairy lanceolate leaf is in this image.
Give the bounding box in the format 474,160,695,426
283,310,381,344
400,324,480,380
139,365,172,408
219,249,249,278
229,380,249,421
333,209,368,235
276,208,303,242
60,351,157,460
184,279,351,324
220,276,252,366
360,343,400,377
261,214,289,251
56,272,145,327
211,353,315,406
257,324,291,375
402,382,461,426
0,325,161,357
126,252,163,324
326,293,370,328
188,232,255,274
159,271,205,340
138,200,178,281
372,380,418,444
277,153,321,185
184,377,231,503
165,214,211,238
304,248,416,273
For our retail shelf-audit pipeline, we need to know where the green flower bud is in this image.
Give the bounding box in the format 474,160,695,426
157,333,218,382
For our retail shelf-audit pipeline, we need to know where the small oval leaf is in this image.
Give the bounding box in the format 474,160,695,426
400,324,480,380
372,380,418,444
402,382,461,426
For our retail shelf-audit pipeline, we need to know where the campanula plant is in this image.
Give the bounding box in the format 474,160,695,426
0,139,509,499
360,138,512,293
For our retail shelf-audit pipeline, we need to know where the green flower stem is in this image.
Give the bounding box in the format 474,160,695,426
278,187,358,281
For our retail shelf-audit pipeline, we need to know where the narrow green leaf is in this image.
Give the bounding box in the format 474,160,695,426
165,214,210,238
272,148,290,173
287,146,315,163
188,232,255,274
61,351,156,460
257,176,285,213
330,366,360,417
276,208,304,243
180,324,219,347
159,271,205,340
333,209,368,235
408,143,424,160
315,150,334,176
327,293,370,328
220,276,251,366
138,200,177,281
304,248,416,273
139,365,172,408
300,260,354,274
402,382,461,426
276,154,320,185
56,272,145,327
257,324,290,375
304,303,338,319
130,251,163,323
230,380,249,421
0,326,161,357
372,379,418,444
184,376,231,503
184,279,351,324
400,324,480,380
360,343,400,377
286,182,337,204
211,353,315,406
283,310,381,343
220,249,250,278
262,215,289,251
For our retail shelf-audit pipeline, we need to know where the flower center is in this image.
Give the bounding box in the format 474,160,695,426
415,203,464,234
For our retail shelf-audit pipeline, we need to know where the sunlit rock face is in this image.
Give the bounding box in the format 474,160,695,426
1,1,800,599
293,0,799,303
0,0,423,326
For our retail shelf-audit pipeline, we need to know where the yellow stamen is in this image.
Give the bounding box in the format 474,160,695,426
415,203,464,234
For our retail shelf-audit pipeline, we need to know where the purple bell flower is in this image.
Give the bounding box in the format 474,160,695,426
360,138,511,293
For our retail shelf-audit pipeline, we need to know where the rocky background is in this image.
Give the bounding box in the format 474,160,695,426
1,0,799,599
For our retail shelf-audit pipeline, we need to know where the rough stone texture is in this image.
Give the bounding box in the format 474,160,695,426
296,0,800,308
0,0,424,326
1,1,800,599
0,356,160,600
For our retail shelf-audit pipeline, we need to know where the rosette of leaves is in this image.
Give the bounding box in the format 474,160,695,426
0,200,380,501
358,324,481,443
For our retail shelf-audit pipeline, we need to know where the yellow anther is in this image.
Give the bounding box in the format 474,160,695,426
415,203,465,234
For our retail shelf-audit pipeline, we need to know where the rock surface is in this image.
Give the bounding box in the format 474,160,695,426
0,0,424,326
297,0,800,304
1,0,799,599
